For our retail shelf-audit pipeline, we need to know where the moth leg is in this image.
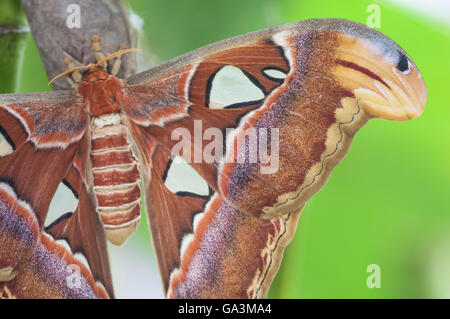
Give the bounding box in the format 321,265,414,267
63,57,82,88
111,44,126,76
91,35,107,70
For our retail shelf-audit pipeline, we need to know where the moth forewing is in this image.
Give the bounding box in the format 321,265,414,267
122,18,426,298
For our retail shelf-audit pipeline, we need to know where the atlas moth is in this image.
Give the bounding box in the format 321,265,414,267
0,19,426,299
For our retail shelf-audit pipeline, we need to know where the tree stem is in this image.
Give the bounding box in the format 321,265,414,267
0,1,29,93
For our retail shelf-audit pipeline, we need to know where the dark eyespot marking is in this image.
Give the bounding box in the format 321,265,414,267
396,53,409,72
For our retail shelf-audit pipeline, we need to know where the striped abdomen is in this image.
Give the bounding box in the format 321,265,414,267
90,112,141,245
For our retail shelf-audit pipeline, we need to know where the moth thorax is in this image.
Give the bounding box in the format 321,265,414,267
77,69,123,117
90,112,141,246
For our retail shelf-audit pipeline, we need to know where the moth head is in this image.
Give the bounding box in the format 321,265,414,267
48,47,140,85
330,23,427,121
82,64,110,82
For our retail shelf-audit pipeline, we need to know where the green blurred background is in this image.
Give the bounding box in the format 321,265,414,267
13,0,450,298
